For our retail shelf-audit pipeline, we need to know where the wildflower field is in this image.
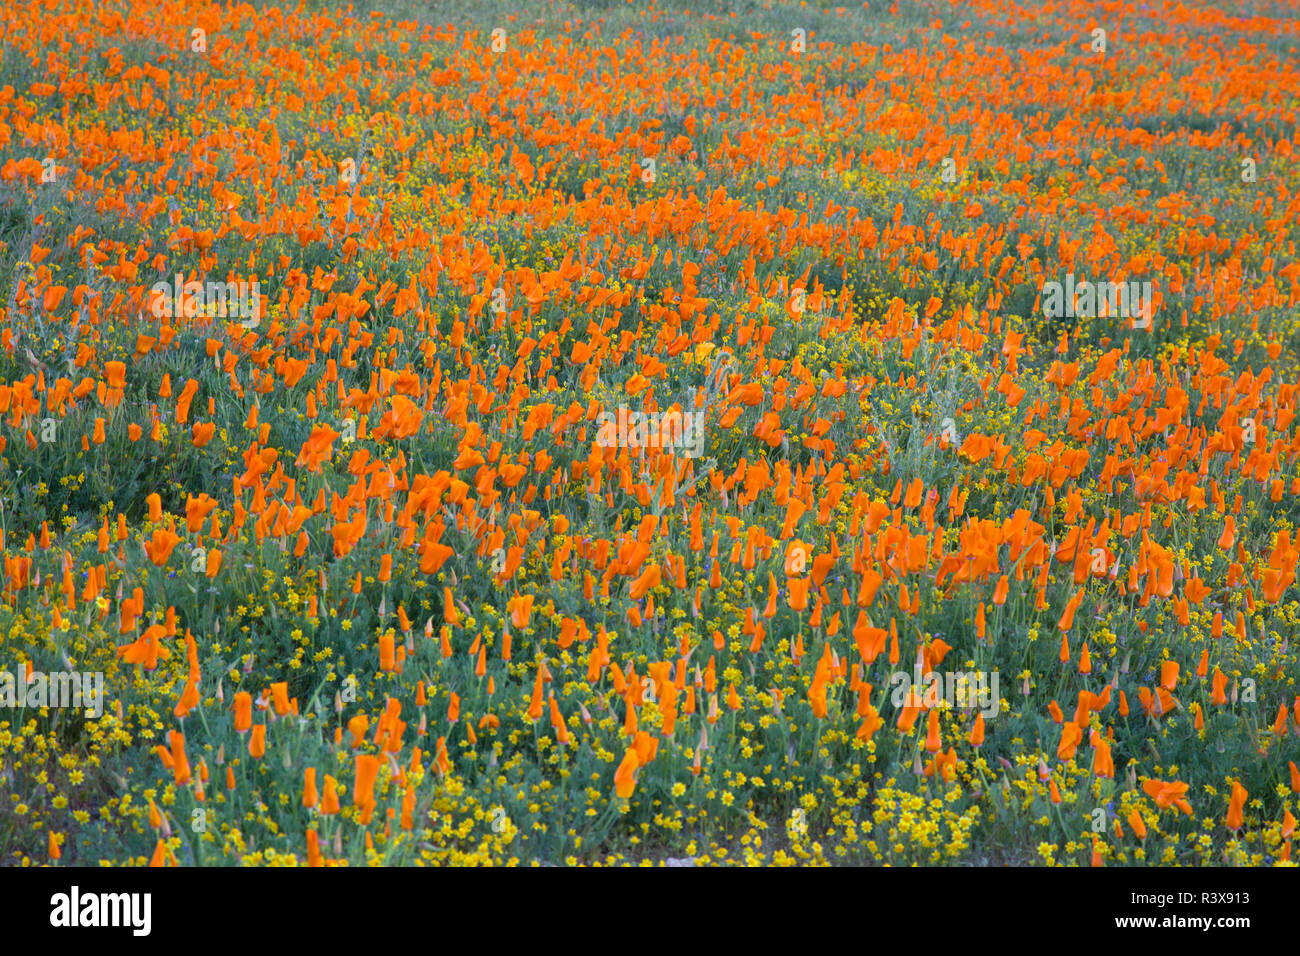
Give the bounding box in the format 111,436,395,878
1,0,1299,869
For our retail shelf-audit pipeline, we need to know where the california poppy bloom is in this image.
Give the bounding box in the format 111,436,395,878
354,754,382,824
233,691,253,732
1225,781,1248,831
249,724,266,759
270,682,290,716
1142,779,1193,815
613,748,639,799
